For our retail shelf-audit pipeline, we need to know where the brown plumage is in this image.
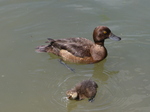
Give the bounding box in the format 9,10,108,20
66,80,98,102
36,26,121,64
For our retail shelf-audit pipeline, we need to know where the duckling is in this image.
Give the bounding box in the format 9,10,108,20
66,80,98,102
36,26,121,64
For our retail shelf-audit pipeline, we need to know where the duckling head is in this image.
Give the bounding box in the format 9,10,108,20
66,90,78,100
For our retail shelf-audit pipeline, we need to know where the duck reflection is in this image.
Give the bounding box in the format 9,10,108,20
92,59,119,81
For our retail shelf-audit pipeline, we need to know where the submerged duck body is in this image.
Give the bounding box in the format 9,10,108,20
36,26,121,64
66,80,98,102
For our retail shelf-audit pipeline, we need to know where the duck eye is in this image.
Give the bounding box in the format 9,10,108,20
103,31,107,34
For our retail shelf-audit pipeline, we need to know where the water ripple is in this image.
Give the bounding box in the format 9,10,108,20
49,73,130,112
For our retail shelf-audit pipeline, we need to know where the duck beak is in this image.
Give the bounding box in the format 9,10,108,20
109,33,121,41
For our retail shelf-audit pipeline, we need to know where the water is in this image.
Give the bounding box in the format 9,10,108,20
0,0,150,112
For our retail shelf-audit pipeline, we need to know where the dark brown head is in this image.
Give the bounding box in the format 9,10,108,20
93,26,121,44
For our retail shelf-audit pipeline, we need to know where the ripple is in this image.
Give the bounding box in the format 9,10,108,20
50,74,90,111
50,74,129,112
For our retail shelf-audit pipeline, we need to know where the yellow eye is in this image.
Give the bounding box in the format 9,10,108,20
103,31,107,34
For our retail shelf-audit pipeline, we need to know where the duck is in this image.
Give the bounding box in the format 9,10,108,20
66,80,98,102
36,26,121,64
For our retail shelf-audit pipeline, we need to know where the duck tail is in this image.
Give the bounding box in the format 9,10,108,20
35,45,48,53
35,38,55,53
45,38,55,43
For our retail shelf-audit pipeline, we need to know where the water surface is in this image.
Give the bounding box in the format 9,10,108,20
0,0,150,112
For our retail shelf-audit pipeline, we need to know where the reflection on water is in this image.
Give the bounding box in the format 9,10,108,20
0,0,150,112
93,59,119,81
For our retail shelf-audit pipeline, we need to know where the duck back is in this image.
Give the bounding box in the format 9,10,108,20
36,37,94,57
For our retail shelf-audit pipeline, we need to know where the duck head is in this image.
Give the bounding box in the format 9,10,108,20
93,26,121,45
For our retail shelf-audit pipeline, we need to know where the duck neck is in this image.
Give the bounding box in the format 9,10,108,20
95,40,105,46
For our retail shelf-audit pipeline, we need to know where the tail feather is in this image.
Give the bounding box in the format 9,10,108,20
35,38,56,53
35,45,48,53
45,38,55,43
47,38,54,41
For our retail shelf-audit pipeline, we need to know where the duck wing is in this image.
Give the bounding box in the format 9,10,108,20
50,37,94,58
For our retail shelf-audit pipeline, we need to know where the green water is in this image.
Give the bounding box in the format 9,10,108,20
0,0,150,112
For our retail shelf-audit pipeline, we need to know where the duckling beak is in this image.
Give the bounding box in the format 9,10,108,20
109,33,121,41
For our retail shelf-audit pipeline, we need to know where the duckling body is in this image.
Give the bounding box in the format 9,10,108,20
36,26,121,64
66,80,98,102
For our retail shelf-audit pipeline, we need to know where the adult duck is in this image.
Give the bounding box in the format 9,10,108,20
36,26,121,64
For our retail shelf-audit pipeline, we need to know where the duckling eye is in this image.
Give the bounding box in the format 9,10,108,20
103,31,107,34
